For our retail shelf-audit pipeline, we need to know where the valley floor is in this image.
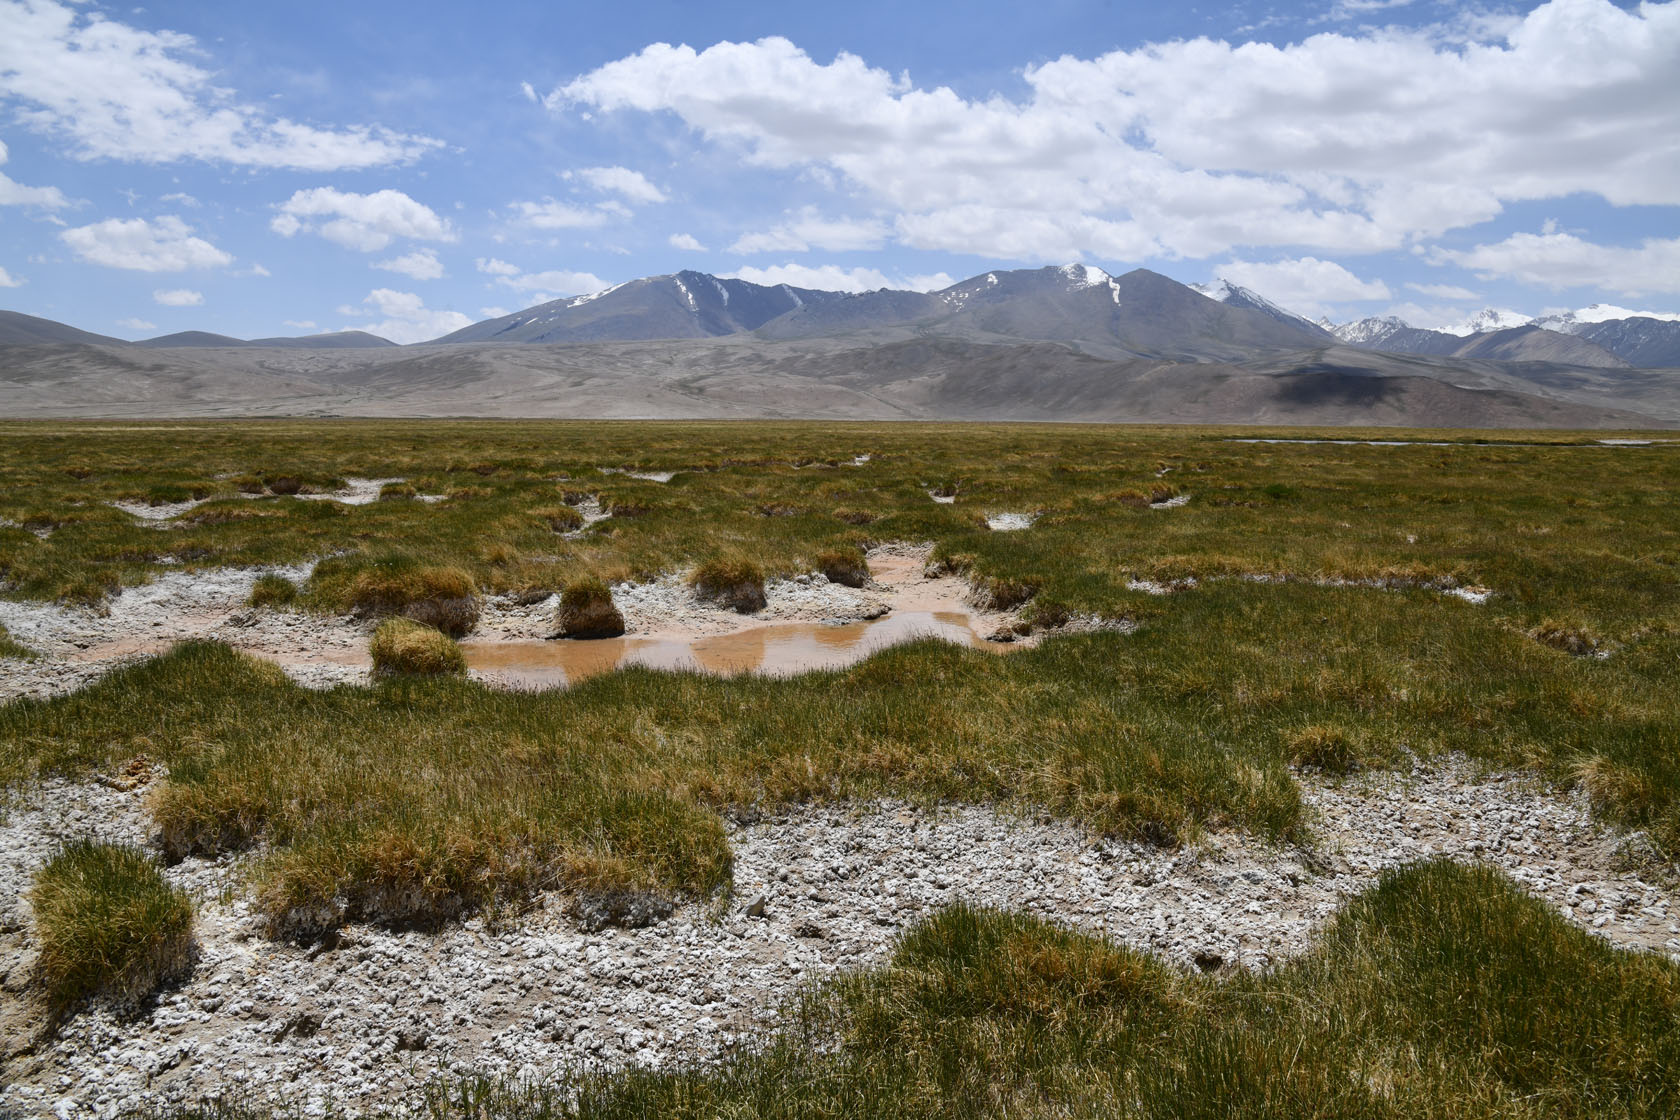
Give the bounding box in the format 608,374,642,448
2,421,1678,1117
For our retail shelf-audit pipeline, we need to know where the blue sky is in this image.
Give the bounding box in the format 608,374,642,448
0,0,1676,342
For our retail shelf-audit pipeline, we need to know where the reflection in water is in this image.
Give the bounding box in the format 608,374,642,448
461,611,1004,689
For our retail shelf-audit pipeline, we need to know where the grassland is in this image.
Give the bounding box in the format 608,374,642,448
2,419,1677,1114
1,420,1677,928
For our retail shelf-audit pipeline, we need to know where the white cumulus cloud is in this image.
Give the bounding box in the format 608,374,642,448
475,257,605,295
0,265,22,287
374,248,445,280
152,288,203,306
729,208,889,254
510,198,620,230
115,317,155,331
61,215,232,272
568,166,668,204
668,233,707,252
723,263,946,293
904,272,956,292
273,188,455,252
0,0,439,170
553,2,1680,261
1406,282,1482,301
1432,231,1680,297
283,319,317,330
338,289,472,345
1212,257,1392,318
0,139,67,208
503,269,607,294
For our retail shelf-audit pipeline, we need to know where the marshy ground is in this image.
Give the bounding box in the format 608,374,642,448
1,419,1678,1117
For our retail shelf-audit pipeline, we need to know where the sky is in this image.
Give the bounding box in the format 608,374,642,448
0,0,1677,343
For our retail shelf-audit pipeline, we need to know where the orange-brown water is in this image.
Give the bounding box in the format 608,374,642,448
461,609,1008,688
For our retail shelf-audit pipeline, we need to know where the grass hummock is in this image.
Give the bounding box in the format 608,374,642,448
247,573,297,609
30,840,195,1011
369,617,467,676
689,557,767,613
815,547,869,588
535,504,585,532
336,555,481,636
557,576,625,639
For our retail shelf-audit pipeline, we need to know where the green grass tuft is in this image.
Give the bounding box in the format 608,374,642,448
0,621,38,659
247,573,297,609
369,617,467,676
30,840,195,1010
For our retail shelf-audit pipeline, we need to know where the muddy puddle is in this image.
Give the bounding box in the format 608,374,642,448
463,609,1007,688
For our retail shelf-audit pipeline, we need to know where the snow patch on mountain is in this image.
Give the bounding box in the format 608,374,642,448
568,281,626,309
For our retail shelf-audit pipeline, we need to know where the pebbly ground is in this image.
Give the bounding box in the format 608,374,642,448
0,756,1675,1118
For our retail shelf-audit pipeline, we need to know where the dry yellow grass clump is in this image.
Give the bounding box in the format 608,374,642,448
557,575,624,638
369,617,467,675
689,556,767,612
349,560,480,636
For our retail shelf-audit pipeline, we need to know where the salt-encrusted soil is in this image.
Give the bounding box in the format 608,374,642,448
0,758,1674,1118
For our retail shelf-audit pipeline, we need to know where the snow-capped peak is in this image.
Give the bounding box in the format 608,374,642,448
1058,262,1111,288
1332,315,1410,345
1438,307,1530,337
1192,278,1318,329
1533,303,1680,332
1190,278,1239,303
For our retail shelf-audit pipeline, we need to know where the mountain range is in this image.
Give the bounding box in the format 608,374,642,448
0,312,394,350
2,266,1677,427
1333,309,1679,369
